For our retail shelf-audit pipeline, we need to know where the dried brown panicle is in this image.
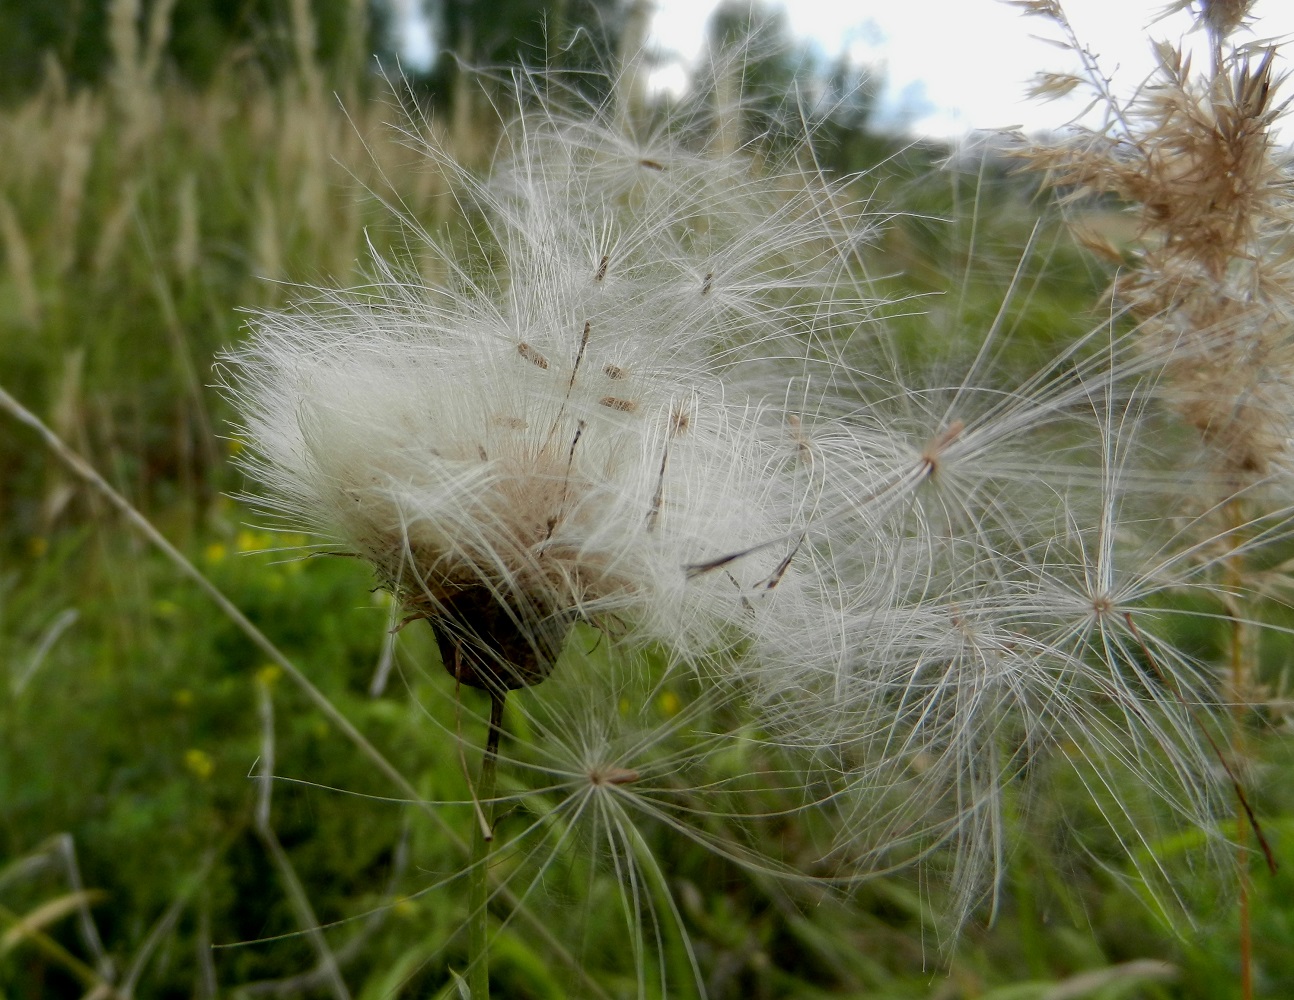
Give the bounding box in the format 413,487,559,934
1016,0,1294,482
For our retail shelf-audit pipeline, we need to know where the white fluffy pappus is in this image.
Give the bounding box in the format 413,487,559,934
216,81,880,696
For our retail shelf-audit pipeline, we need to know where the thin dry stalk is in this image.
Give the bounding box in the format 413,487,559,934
173,173,200,279
53,91,99,277
107,0,176,149
91,181,138,278
0,196,40,327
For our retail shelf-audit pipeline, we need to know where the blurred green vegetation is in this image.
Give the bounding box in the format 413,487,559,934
1,2,1292,998
0,0,382,100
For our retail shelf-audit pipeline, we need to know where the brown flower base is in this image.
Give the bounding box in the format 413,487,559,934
431,586,571,691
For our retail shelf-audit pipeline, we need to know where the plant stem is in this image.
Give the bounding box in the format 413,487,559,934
1224,499,1254,1000
468,690,506,1000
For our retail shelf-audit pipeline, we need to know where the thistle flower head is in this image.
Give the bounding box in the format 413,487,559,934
218,76,876,694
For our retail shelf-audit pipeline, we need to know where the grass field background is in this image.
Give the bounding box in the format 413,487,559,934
2,8,1293,999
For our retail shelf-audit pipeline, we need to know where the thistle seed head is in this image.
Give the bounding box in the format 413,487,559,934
217,72,879,693
214,49,1253,937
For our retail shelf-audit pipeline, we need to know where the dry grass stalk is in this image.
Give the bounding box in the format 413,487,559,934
107,0,178,149
173,173,200,280
0,195,40,327
91,181,138,278
53,92,99,277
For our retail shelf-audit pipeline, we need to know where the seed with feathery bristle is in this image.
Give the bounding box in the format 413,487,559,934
920,419,965,478
517,342,549,369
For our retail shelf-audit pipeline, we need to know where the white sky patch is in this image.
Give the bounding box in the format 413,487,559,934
646,0,1294,138
388,0,435,71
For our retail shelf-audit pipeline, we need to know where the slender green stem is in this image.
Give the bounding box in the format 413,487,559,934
468,690,506,1000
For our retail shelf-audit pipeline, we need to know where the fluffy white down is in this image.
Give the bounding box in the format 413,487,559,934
218,93,880,690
